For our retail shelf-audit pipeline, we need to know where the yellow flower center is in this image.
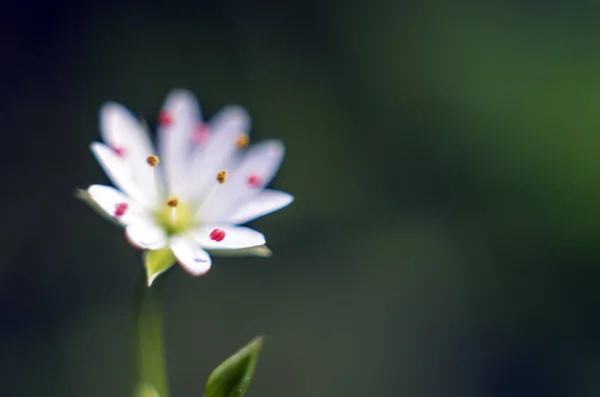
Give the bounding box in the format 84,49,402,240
154,201,196,236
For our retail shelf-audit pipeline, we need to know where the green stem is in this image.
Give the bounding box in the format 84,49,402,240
134,274,169,397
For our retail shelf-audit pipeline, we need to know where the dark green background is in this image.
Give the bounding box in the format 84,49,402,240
2,1,600,396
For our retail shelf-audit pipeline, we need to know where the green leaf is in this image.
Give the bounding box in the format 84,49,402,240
144,249,176,287
205,337,264,397
208,245,272,258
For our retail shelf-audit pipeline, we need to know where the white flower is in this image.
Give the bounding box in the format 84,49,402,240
81,90,293,284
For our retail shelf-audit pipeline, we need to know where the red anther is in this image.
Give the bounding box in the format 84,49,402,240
192,123,209,144
114,202,128,217
158,111,174,126
209,228,226,242
112,146,126,157
247,174,262,189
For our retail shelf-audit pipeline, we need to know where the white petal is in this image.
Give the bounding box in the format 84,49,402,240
186,106,251,203
86,185,151,225
91,143,145,202
169,236,212,276
199,140,285,222
191,225,266,250
125,223,168,250
226,190,294,224
100,103,154,159
91,142,162,209
157,90,201,196
100,103,164,194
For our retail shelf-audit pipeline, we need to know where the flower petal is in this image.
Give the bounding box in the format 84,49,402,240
157,90,201,197
186,106,251,203
86,185,151,225
100,102,154,160
169,235,212,276
226,190,294,224
91,142,161,209
125,223,168,250
100,103,164,195
191,225,266,250
91,143,145,202
199,140,285,222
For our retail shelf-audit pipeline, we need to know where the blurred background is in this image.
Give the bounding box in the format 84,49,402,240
2,0,600,396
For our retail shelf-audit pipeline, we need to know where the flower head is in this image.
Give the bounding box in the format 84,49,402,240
80,90,293,285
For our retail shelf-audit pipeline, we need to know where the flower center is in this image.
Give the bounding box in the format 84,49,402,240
154,200,195,236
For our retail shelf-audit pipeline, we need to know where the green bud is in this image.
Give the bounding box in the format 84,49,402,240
205,337,264,397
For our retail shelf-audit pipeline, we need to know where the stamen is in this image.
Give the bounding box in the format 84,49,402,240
195,171,227,218
166,197,179,208
114,202,128,217
247,174,263,188
158,111,174,126
209,228,226,242
146,154,160,167
236,134,249,149
192,123,209,144
144,155,161,206
216,170,228,184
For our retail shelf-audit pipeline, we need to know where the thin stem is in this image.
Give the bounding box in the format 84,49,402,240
133,274,169,397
